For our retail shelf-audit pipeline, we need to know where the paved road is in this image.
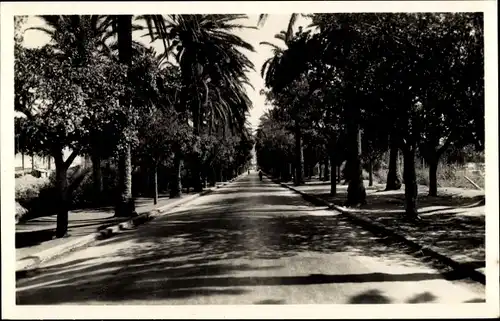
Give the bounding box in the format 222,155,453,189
16,173,485,305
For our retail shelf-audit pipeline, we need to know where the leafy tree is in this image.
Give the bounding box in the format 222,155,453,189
309,14,377,206
414,13,484,196
136,107,193,202
364,12,483,217
15,45,127,236
304,62,346,195
260,29,317,186
255,110,295,180
27,15,131,209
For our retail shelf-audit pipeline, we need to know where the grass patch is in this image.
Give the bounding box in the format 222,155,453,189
370,162,484,190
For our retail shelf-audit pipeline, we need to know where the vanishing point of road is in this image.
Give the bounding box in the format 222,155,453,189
16,172,485,305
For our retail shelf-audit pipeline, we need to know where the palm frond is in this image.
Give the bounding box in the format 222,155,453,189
259,41,282,51
257,14,268,27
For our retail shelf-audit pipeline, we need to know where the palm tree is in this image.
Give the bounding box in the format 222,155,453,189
159,14,256,193
98,15,170,216
260,31,288,89
258,14,302,43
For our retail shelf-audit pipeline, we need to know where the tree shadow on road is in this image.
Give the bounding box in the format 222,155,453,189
316,191,485,212
212,186,287,195
202,194,313,209
347,289,439,304
343,209,484,264
312,190,485,263
16,203,481,305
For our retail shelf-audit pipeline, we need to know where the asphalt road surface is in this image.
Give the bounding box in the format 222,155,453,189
16,173,485,305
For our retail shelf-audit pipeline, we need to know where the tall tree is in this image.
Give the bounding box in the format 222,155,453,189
258,14,302,43
260,28,316,185
106,14,170,214
310,14,373,206
15,44,127,237
160,14,256,193
26,15,117,202
415,13,484,196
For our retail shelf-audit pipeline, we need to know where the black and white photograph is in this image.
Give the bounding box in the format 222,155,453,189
1,1,498,319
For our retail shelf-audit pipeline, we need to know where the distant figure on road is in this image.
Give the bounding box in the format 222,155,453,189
248,169,250,175
259,170,263,181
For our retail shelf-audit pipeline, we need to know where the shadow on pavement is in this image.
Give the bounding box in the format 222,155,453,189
348,289,392,304
17,202,478,304
16,229,55,248
255,299,286,304
344,209,484,263
347,289,438,304
310,188,485,264
202,194,311,209
15,219,123,249
315,191,485,212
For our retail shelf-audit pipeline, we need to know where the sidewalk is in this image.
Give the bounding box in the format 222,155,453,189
16,195,174,260
16,180,234,268
270,175,486,283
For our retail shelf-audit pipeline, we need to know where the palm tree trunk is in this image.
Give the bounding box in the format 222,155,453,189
190,98,203,193
115,14,136,217
346,120,366,206
115,143,136,217
170,152,182,198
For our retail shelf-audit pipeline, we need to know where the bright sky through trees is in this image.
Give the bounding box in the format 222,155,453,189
20,14,312,133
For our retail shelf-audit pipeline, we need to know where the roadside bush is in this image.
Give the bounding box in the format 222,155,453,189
15,174,50,201
15,201,28,224
15,174,56,221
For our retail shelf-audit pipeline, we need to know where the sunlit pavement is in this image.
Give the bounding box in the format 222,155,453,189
16,172,485,305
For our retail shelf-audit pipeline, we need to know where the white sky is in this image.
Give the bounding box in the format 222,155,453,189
20,14,311,132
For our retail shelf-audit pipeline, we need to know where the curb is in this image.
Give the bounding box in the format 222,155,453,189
267,174,486,285
15,179,241,273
